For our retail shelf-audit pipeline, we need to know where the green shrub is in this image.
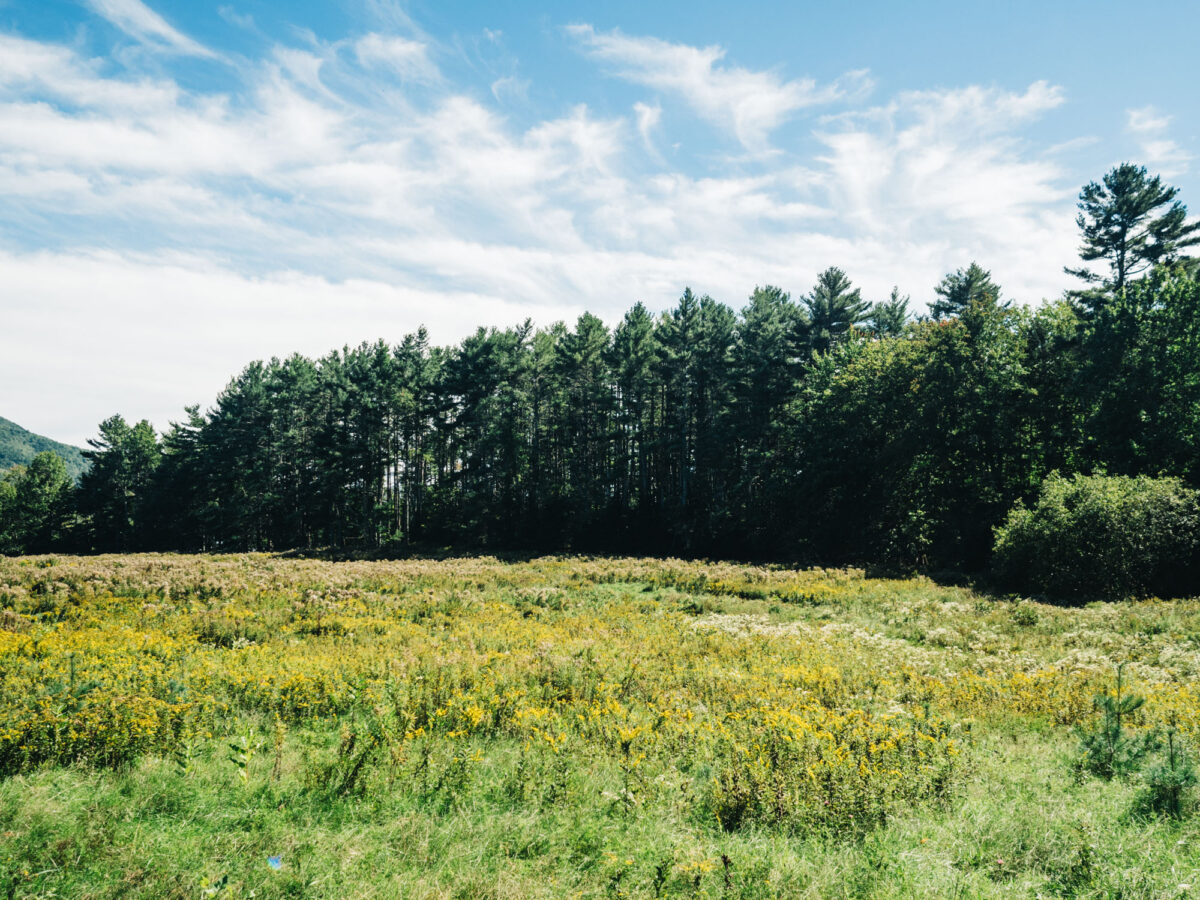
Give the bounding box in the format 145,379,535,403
992,472,1200,599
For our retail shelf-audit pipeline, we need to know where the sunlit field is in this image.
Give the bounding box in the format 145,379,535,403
1,554,1198,898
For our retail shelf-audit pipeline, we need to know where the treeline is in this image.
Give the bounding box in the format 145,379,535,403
3,163,1199,575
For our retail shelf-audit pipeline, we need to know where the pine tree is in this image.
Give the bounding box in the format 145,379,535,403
732,286,802,544
610,303,659,523
930,263,1002,319
78,416,161,550
655,289,704,537
0,452,70,553
1066,163,1200,301
556,312,615,537
802,267,870,354
869,286,911,336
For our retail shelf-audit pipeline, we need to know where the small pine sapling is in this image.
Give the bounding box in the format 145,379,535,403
1073,665,1158,780
1135,722,1197,818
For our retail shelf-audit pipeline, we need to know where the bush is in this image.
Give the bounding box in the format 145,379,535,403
992,472,1200,599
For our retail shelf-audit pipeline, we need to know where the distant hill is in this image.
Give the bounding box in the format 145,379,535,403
0,416,89,482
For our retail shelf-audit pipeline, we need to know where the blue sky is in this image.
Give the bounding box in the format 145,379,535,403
1,0,1197,444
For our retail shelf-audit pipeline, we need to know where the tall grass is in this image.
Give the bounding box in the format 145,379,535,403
0,553,1197,897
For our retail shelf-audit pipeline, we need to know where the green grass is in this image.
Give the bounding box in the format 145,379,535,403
0,554,1198,897
3,726,1196,898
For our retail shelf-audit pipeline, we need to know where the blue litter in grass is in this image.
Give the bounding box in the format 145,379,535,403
268,856,282,870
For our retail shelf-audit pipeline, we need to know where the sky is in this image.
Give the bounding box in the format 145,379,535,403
0,0,1197,446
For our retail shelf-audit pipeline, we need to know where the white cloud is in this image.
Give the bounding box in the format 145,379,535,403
0,249,539,445
1127,106,1170,134
1126,105,1191,177
355,34,439,83
0,38,347,180
490,75,530,105
0,33,181,110
87,0,216,58
0,25,1130,444
217,6,255,31
568,24,868,151
633,101,662,158
814,82,1077,302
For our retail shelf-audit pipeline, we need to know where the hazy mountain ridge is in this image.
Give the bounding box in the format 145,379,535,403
0,416,88,482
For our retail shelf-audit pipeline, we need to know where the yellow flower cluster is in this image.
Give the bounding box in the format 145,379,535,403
0,552,1196,833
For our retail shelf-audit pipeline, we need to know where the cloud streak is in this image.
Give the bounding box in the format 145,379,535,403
568,24,870,152
1126,105,1192,177
355,34,440,83
0,17,1157,445
87,0,217,58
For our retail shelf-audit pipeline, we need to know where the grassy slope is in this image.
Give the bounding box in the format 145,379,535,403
0,555,1198,898
0,417,87,481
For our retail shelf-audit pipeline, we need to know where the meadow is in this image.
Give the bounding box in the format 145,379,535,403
0,554,1197,898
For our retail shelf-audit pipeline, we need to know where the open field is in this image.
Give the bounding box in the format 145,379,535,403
0,555,1198,898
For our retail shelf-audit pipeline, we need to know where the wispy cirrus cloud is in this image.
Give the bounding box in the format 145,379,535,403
354,34,440,83
0,13,1152,444
567,24,870,152
1126,105,1192,177
633,101,662,159
813,82,1076,300
217,5,255,31
86,0,217,58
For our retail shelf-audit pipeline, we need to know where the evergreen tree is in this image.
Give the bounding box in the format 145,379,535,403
29,160,1200,575
609,303,660,531
1066,163,1200,300
1078,266,1200,482
802,267,870,354
654,289,705,543
201,363,274,549
149,405,209,550
390,329,440,545
735,286,802,437
556,312,615,540
930,263,1002,319
690,296,738,543
869,286,911,336
77,416,161,551
730,286,802,546
0,452,71,554
443,324,536,546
